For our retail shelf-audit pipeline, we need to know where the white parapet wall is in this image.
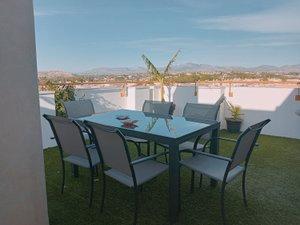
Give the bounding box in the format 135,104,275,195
75,87,127,113
39,92,56,149
222,86,300,139
39,85,300,149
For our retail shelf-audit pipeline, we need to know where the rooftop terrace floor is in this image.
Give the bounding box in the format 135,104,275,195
44,131,300,225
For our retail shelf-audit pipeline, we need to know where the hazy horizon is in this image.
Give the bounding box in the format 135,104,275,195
34,0,300,73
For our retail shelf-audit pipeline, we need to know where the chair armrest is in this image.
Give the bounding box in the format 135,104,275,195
182,149,232,162
196,151,232,162
218,137,237,142
203,136,259,152
131,151,169,165
86,144,96,149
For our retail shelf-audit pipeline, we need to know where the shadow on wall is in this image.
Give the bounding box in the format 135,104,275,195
170,86,198,115
169,86,300,139
223,88,300,139
75,88,126,113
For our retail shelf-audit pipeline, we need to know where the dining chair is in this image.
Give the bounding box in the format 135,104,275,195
63,99,95,118
63,99,95,143
85,121,169,225
179,94,225,151
125,100,174,156
43,114,101,207
155,95,225,161
143,100,174,115
180,119,271,225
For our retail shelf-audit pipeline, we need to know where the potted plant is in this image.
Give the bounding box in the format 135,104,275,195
226,102,243,133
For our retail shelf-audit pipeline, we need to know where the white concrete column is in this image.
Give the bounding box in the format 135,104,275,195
149,86,155,100
126,86,136,109
0,0,49,224
39,92,56,149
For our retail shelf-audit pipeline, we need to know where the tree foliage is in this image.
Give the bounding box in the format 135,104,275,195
142,50,180,101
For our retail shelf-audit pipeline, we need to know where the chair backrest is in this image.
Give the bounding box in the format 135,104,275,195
63,99,95,118
183,103,220,121
43,114,89,159
85,121,133,177
229,119,271,170
183,95,225,121
142,100,174,115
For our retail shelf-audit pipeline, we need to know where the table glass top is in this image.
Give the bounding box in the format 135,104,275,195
80,109,215,139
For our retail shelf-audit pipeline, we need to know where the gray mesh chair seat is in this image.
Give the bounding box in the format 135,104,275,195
180,152,244,183
180,119,271,225
43,114,101,208
105,159,168,187
64,145,100,168
85,121,169,225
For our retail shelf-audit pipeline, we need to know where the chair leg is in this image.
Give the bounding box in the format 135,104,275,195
133,187,139,225
147,141,150,156
89,168,94,208
199,174,203,188
95,165,99,177
220,182,226,225
72,164,79,178
164,148,168,163
100,172,106,212
154,142,157,154
135,142,142,156
190,170,195,193
242,170,248,207
61,160,65,194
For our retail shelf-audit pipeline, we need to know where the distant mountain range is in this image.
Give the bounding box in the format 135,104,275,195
38,70,75,78
79,63,300,76
38,64,300,78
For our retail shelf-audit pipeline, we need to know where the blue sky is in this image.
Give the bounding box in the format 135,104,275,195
34,0,300,72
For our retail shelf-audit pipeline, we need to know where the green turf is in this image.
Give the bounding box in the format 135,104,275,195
44,131,300,225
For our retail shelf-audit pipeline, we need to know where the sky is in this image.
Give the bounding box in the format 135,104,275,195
34,0,300,72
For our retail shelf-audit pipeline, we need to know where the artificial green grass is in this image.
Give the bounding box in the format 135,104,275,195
44,131,300,225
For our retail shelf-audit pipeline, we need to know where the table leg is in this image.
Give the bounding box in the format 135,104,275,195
169,142,180,224
210,127,219,187
72,164,79,178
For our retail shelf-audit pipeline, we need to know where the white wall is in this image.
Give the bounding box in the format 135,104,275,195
135,87,151,111
75,87,127,113
0,0,49,224
39,92,56,148
222,87,300,139
40,85,300,149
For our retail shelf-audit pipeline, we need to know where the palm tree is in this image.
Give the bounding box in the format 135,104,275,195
142,50,180,101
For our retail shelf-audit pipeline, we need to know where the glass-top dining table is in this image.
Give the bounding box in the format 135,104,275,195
80,109,220,224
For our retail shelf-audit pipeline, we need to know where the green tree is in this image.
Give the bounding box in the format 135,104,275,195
142,50,180,101
55,85,75,116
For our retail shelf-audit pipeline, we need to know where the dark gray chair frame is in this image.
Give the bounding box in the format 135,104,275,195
43,114,100,207
85,121,168,225
181,119,271,225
